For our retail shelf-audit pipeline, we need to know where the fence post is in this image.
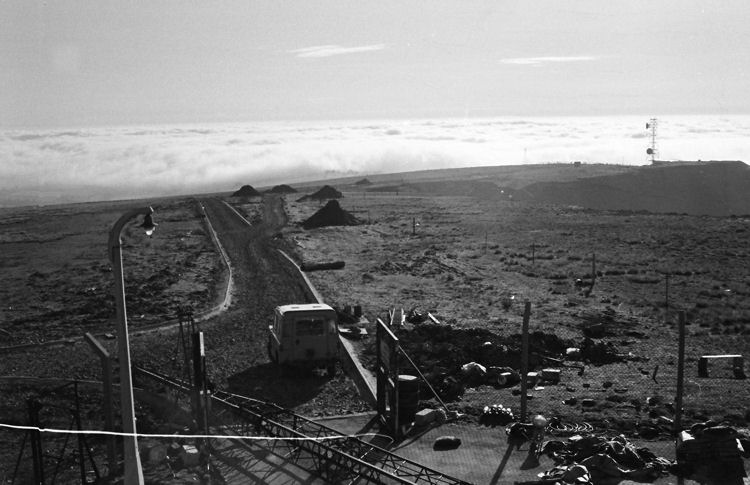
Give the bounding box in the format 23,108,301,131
84,332,117,478
674,311,686,435
665,274,670,325
28,399,44,484
520,301,531,421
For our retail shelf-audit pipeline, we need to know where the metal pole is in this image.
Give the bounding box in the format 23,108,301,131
84,332,117,480
193,332,208,439
674,311,686,434
74,381,88,485
520,301,531,421
108,207,153,485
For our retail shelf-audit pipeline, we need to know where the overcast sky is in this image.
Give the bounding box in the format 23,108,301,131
3,1,750,128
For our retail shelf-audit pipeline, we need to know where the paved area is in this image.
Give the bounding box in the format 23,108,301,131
315,412,748,485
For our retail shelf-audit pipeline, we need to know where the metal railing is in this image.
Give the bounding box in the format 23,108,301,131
134,366,471,485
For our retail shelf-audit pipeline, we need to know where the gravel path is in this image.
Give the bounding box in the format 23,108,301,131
132,195,370,416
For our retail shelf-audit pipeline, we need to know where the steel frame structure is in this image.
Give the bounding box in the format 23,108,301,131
134,366,470,485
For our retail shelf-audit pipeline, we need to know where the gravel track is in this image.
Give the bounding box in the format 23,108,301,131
132,195,369,416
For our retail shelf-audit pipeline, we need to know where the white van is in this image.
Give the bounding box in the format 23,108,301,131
268,304,339,375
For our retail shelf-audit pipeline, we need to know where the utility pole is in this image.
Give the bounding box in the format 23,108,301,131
646,118,658,164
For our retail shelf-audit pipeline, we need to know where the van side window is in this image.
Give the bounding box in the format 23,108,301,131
296,318,325,336
282,316,292,337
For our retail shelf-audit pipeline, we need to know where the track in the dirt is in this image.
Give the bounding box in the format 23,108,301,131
133,195,360,411
200,195,311,319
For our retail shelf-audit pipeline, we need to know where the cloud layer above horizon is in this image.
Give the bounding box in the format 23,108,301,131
3,115,750,206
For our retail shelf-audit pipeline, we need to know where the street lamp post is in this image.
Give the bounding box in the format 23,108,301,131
108,206,156,485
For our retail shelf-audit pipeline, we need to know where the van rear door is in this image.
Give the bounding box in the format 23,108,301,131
293,314,328,362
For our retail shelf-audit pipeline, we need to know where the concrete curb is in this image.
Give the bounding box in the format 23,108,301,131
277,249,378,407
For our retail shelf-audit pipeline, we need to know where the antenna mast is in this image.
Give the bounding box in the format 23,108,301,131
646,118,658,164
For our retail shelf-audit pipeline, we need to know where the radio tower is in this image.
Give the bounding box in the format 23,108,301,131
646,118,658,164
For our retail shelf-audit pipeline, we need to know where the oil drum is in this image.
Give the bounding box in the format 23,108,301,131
397,375,419,424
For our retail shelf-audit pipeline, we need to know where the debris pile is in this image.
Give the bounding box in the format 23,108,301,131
301,200,361,230
675,422,748,483
297,185,342,202
231,185,261,197
480,404,514,426
535,434,673,484
394,324,575,400
267,184,297,194
579,337,625,365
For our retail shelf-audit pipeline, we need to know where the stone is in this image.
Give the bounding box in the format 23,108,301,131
581,399,596,407
415,408,437,427
433,436,461,450
147,444,167,464
180,444,201,467
541,368,561,383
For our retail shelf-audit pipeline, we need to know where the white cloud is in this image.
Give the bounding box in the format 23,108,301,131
289,44,386,58
2,115,749,206
500,56,598,65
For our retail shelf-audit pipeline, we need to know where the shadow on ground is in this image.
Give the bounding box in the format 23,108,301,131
227,363,332,409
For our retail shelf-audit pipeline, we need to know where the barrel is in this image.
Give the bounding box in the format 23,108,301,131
397,375,419,424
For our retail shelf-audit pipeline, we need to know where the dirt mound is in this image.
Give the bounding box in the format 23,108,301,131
518,161,750,216
232,185,261,197
297,185,342,202
267,184,297,194
302,200,361,229
354,178,373,186
391,324,576,400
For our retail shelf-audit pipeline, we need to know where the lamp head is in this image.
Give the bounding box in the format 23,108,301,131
532,414,548,428
140,209,157,236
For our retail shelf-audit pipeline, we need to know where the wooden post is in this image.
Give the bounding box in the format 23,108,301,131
665,274,670,325
28,399,44,485
592,253,596,281
412,217,416,235
84,333,116,479
520,301,531,421
675,311,686,434
484,231,488,255
531,242,535,265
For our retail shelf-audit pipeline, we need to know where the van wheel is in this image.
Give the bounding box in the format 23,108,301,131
327,363,337,377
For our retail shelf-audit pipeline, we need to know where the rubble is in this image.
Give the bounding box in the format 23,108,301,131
301,200,361,229
535,433,673,484
297,184,343,202
480,404,514,426
267,184,297,194
231,185,261,197
675,422,748,483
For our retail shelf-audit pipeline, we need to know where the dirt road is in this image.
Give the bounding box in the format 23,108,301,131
132,195,369,416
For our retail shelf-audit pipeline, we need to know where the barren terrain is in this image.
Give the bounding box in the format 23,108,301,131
1,163,749,482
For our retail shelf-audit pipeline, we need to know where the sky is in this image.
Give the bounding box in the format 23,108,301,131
3,0,750,127
2,1,750,206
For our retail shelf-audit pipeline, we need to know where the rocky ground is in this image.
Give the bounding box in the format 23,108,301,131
2,165,749,482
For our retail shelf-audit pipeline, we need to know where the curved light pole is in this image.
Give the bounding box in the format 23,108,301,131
108,207,156,484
